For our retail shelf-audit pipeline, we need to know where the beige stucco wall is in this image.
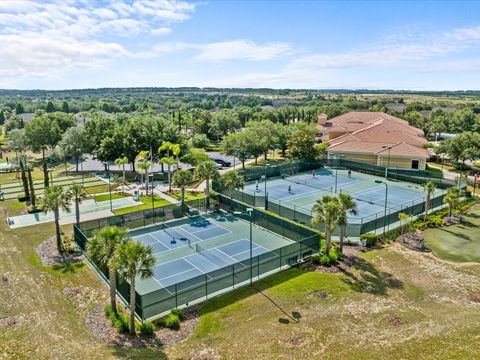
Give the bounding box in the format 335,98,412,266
329,151,377,165
377,156,426,170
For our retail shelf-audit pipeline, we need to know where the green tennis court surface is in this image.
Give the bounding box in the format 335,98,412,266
131,212,294,295
7,197,139,228
244,167,443,223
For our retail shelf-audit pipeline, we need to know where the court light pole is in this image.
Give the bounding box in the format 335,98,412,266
234,208,254,285
375,180,388,235
103,162,113,212
264,163,270,209
14,146,19,179
77,148,84,185
382,146,393,179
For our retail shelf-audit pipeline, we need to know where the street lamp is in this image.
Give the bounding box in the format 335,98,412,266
77,148,84,185
103,162,113,212
233,208,254,284
14,146,19,179
264,164,271,209
382,146,393,179
375,180,388,235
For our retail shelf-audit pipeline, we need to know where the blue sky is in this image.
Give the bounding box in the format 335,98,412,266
1,0,480,90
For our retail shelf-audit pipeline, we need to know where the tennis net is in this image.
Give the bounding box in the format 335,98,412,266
195,242,230,266
283,176,334,192
161,223,192,246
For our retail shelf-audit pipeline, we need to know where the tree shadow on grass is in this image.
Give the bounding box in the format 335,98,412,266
340,257,403,295
51,261,85,274
440,228,471,241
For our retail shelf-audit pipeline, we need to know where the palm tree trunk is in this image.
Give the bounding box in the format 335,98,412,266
75,157,79,172
129,274,136,335
325,223,331,255
167,167,171,192
75,199,80,226
205,176,210,208
339,226,345,254
181,187,185,206
424,191,430,221
54,209,62,252
122,164,125,193
109,265,117,314
145,167,148,195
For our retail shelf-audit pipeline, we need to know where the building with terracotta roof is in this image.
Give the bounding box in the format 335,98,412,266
317,112,430,170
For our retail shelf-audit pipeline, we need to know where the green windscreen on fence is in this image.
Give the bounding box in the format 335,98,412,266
74,194,321,321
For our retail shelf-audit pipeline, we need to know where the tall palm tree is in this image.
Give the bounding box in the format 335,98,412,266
398,212,411,236
87,226,129,315
337,193,357,254
445,187,461,218
311,195,341,255
41,185,72,251
113,240,156,335
136,160,151,195
423,181,437,221
159,142,180,192
115,157,129,193
70,184,86,226
173,169,194,205
195,160,220,208
220,171,245,200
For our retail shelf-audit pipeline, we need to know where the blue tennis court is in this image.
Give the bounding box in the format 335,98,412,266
152,238,269,288
131,218,232,255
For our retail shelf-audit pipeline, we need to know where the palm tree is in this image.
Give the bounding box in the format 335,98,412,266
311,195,341,255
115,157,129,193
70,184,86,226
337,193,357,254
173,169,194,205
87,226,128,315
195,160,220,208
423,181,437,221
113,240,156,335
445,187,461,218
136,160,151,195
220,171,245,200
41,185,72,251
159,141,179,192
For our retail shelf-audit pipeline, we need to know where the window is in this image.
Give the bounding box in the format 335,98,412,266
411,160,419,169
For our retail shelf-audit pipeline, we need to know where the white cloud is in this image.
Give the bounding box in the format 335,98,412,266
0,0,196,83
149,40,292,62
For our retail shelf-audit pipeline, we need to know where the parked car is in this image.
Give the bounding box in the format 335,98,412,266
212,158,231,168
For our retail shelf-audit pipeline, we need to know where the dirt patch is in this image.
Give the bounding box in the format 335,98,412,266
0,315,26,327
85,304,200,348
467,292,480,303
285,335,305,346
313,291,328,299
36,237,82,266
188,348,221,360
389,316,405,327
1,274,8,285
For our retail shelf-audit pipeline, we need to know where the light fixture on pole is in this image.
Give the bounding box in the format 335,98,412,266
103,162,113,212
375,180,388,235
233,208,254,284
382,146,393,179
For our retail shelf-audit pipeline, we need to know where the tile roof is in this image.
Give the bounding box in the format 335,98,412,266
329,141,429,158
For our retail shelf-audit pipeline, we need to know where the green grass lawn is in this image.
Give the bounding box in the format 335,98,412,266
423,204,480,262
2,195,480,359
166,190,205,201
113,195,171,215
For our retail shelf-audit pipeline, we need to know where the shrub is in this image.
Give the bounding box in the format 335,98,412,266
360,233,378,247
328,247,341,261
319,255,332,266
164,313,181,330
139,322,156,336
311,254,321,265
171,308,183,321
104,305,113,318
113,315,129,334
427,214,444,227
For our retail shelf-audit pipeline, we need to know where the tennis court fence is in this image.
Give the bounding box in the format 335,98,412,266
74,194,321,321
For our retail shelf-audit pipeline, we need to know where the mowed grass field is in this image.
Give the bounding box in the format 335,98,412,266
1,198,480,359
423,205,480,263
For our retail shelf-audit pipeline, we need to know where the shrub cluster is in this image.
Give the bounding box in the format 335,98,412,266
360,233,378,247
104,305,129,334
152,308,183,330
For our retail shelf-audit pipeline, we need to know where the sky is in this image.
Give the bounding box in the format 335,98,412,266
1,0,480,90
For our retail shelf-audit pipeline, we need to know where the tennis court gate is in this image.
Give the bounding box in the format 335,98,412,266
74,195,320,321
